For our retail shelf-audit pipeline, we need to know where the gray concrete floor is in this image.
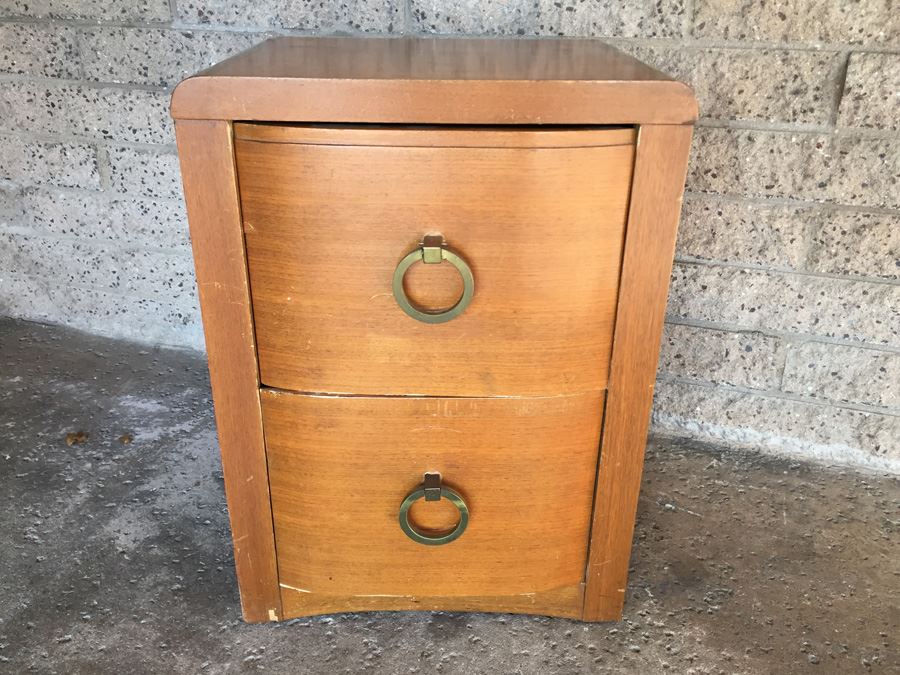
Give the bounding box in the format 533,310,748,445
0,317,897,675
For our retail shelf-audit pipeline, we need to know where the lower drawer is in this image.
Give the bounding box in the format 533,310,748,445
260,389,604,617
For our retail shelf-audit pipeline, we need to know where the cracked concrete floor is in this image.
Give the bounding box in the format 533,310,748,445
0,317,897,674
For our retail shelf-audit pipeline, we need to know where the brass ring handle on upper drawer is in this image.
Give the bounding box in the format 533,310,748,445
398,472,469,546
392,234,474,324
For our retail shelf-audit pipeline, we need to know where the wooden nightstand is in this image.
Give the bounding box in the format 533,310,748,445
171,36,697,623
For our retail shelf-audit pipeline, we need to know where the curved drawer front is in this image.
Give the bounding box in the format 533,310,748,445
236,124,635,397
261,389,603,603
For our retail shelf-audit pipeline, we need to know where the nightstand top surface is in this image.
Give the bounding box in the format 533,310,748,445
201,36,672,82
171,36,697,124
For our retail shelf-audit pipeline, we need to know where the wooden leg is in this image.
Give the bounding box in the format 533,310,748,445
582,124,694,621
175,120,282,622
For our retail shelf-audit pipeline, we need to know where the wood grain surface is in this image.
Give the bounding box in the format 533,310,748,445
174,120,281,622
234,122,637,147
280,582,585,621
237,124,634,397
582,124,695,621
261,389,604,605
170,36,698,124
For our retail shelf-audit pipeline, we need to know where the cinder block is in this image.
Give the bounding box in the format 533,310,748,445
0,232,196,304
177,0,401,31
0,0,170,22
22,188,190,252
81,28,264,87
0,82,172,145
679,196,900,281
107,147,182,199
653,380,900,466
614,44,843,125
0,271,203,350
411,0,537,35
806,209,900,281
693,0,899,46
411,0,685,37
667,262,900,347
0,271,59,321
783,342,900,410
838,52,900,132
0,186,24,228
539,0,686,38
677,195,809,269
115,248,197,302
659,323,784,389
688,127,900,209
2,136,100,189
0,23,80,78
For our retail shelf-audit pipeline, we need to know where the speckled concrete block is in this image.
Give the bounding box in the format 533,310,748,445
0,0,170,22
22,188,190,252
668,263,900,347
677,196,808,269
658,323,785,390
538,0,686,38
678,196,900,281
107,147,182,200
91,288,202,351
806,209,900,281
177,0,401,31
693,0,900,46
838,52,900,132
410,0,535,34
0,186,23,227
81,28,265,88
613,44,843,125
688,128,900,210
0,83,172,145
2,136,100,190
0,23,80,78
411,0,685,38
782,342,900,410
653,380,900,467
116,248,198,303
0,272,203,349
0,271,58,320
0,233,196,304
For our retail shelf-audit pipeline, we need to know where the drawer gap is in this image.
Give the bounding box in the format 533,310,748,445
259,385,607,401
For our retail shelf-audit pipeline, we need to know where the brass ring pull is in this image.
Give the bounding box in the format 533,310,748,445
398,473,469,546
392,234,474,324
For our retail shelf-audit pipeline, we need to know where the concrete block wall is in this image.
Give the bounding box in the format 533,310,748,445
0,1,897,470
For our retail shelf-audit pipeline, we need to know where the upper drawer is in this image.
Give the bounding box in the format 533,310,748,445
235,123,635,397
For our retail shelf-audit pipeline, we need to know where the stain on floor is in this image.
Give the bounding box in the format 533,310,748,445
0,317,897,674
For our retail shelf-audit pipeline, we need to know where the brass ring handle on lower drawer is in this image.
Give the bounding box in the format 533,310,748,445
392,234,474,324
398,472,469,546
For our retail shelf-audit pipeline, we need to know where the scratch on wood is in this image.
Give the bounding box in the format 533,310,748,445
279,583,312,593
409,426,463,434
